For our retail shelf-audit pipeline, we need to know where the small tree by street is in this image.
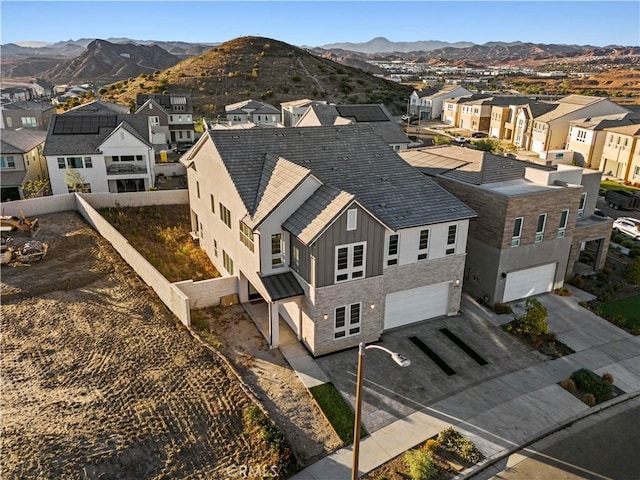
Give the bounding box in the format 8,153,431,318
22,179,50,198
65,168,88,193
508,298,549,336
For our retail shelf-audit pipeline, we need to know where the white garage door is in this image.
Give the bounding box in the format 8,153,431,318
384,282,450,330
503,263,556,303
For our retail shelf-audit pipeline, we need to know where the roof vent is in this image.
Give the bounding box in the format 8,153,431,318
381,176,388,181
332,166,339,171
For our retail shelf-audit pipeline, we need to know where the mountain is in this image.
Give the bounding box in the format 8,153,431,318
100,36,413,115
321,37,475,54
41,39,181,83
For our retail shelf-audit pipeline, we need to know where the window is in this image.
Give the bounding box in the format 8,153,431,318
576,130,587,143
196,181,200,198
0,156,15,168
21,116,37,127
334,303,361,339
535,213,547,243
558,209,569,238
239,221,254,252
446,225,457,255
418,229,429,260
291,244,300,271
5,117,12,128
66,157,84,168
149,116,160,126
219,203,231,228
347,209,357,231
213,239,218,257
511,217,523,247
67,183,91,193
271,234,284,267
222,250,234,275
387,234,399,266
335,242,366,283
84,157,92,168
577,192,587,219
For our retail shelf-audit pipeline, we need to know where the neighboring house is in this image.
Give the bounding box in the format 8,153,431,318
566,113,640,169
400,145,611,304
181,125,476,356
65,100,130,115
0,101,56,130
0,129,48,201
280,98,314,127
0,87,32,103
135,98,170,148
529,94,629,154
489,101,557,148
599,124,640,181
136,93,195,145
225,99,280,126
296,103,411,151
408,85,472,120
43,114,156,195
441,94,490,127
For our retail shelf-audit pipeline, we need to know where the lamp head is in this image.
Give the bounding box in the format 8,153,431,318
391,353,411,367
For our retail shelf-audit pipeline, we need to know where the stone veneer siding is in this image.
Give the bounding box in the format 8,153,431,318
567,219,614,276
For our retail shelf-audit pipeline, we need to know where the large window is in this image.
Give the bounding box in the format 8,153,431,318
558,209,569,238
334,303,361,339
67,183,92,193
387,234,399,266
222,250,234,275
67,157,84,168
335,242,366,283
0,156,15,168
511,217,523,247
21,116,37,127
219,203,231,228
535,213,547,243
577,192,587,219
446,225,457,255
239,221,254,252
347,209,357,231
418,229,429,260
271,234,284,267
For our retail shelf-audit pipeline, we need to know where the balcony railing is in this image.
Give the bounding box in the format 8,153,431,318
106,164,148,175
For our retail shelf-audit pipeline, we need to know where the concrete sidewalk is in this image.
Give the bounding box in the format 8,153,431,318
286,290,640,480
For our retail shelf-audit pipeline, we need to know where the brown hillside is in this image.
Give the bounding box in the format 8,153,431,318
100,36,412,116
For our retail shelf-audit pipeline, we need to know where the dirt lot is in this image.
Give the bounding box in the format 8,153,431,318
1,212,282,479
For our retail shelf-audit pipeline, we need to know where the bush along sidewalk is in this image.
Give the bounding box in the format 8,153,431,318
559,368,624,406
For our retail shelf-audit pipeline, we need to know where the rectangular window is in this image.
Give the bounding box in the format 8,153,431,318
271,234,284,267
512,217,523,247
418,229,429,260
5,117,12,128
347,208,357,231
291,244,300,271
577,192,587,219
66,157,83,169
239,221,254,252
387,234,399,266
335,242,366,283
535,213,547,243
0,156,15,168
21,116,37,127
150,116,160,126
213,239,218,257
558,209,569,238
446,225,457,255
84,157,92,168
219,203,231,228
222,250,234,275
334,303,361,339
576,130,587,143
120,155,135,162
67,183,91,193
210,194,215,213
196,181,200,198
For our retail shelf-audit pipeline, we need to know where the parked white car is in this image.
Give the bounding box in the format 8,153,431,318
613,217,640,240
453,136,467,143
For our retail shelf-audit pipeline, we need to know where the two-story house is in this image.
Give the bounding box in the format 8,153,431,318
43,114,156,194
224,99,281,126
529,95,629,154
136,93,195,146
296,103,411,151
489,101,558,148
400,146,611,304
182,125,476,356
408,85,472,120
0,101,56,130
599,124,640,180
1,129,48,201
280,98,314,127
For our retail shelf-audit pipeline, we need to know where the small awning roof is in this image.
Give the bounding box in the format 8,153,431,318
260,271,304,301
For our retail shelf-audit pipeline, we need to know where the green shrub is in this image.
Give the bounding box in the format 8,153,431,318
511,298,548,336
493,302,513,314
570,368,613,403
243,405,295,475
628,247,640,259
436,427,481,463
404,449,437,480
624,257,640,284
622,239,635,249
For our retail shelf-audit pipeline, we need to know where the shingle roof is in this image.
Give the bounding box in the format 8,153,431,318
0,170,27,186
283,185,355,245
604,124,640,136
136,93,193,113
1,101,55,112
0,129,46,153
225,99,279,115
259,271,304,301
205,125,476,231
534,95,622,123
280,98,314,109
42,114,151,156
64,100,130,115
570,112,640,131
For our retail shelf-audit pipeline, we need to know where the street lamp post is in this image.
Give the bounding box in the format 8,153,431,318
351,342,410,480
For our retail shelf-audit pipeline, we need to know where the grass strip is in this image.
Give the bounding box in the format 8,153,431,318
309,382,367,444
600,295,640,329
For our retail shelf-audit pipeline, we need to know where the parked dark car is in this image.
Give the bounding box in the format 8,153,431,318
471,132,488,138
175,143,194,155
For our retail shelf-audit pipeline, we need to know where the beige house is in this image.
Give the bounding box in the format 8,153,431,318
0,129,48,201
408,85,472,120
599,124,640,181
280,98,314,126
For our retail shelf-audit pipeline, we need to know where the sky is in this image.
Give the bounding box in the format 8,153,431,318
1,1,639,48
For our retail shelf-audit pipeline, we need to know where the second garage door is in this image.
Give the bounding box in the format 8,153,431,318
384,282,450,330
503,263,556,303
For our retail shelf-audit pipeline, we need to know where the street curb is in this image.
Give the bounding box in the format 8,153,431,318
453,391,640,479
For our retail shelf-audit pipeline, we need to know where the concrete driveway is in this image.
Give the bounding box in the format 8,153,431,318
315,290,636,433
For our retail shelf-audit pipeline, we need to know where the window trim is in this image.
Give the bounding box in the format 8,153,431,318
271,233,284,268
239,221,254,252
335,242,366,283
418,229,429,260
577,192,587,219
387,233,399,266
535,213,547,243
446,224,457,255
346,208,357,231
512,217,523,247
334,302,361,339
558,209,569,238
222,250,234,275
219,203,231,228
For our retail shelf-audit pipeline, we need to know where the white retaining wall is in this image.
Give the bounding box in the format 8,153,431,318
0,194,76,216
173,277,238,309
81,190,188,209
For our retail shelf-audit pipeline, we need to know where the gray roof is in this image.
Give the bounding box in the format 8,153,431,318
283,185,355,245
570,112,640,131
202,125,476,231
1,101,55,112
43,114,151,156
64,100,130,115
529,102,559,118
136,93,193,113
0,129,46,153
260,271,304,301
0,170,27,186
225,99,279,115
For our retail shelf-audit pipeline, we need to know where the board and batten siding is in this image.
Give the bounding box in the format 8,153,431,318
312,204,386,288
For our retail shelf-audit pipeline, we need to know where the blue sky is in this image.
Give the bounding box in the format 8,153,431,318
1,1,638,47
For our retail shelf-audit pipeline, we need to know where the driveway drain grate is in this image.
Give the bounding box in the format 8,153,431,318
408,336,456,376
440,328,488,366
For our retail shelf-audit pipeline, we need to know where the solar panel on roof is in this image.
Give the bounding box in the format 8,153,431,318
51,114,118,135
336,105,388,122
